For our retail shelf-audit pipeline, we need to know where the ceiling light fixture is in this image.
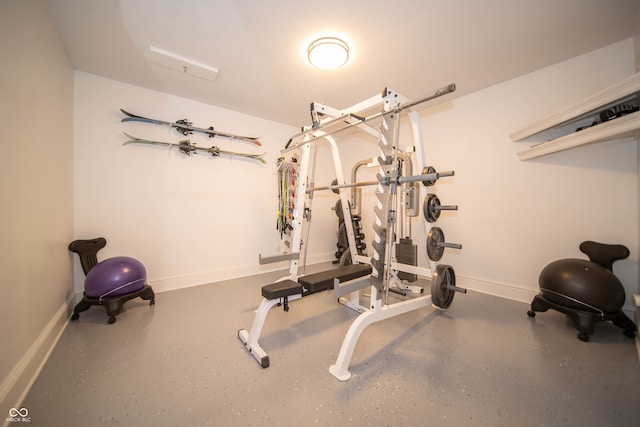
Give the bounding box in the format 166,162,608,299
307,37,349,70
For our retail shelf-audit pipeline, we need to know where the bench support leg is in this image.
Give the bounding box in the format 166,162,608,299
329,292,433,381
338,290,367,313
334,276,370,313
239,294,302,368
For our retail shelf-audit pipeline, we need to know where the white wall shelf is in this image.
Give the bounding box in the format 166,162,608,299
511,72,640,160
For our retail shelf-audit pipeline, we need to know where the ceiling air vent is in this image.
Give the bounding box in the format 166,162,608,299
149,46,218,81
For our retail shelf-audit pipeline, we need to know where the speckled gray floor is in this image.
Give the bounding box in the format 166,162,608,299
23,263,640,426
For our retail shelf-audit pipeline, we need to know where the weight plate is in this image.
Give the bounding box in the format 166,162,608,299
423,193,440,223
331,178,339,194
422,166,437,186
338,223,349,247
426,227,445,261
431,264,456,309
335,199,344,219
339,250,352,266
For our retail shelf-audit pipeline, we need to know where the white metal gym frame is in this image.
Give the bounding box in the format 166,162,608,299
239,83,462,381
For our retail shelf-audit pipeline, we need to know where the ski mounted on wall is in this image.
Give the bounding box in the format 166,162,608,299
123,133,266,164
120,109,262,146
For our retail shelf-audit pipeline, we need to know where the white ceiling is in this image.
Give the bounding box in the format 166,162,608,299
46,0,638,126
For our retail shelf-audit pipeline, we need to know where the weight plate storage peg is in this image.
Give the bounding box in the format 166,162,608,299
423,193,458,223
431,264,457,309
426,227,463,262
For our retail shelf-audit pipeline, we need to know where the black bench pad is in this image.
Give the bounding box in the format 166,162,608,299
262,280,303,300
298,264,372,294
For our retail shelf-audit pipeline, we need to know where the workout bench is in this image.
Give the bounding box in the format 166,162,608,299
238,263,372,368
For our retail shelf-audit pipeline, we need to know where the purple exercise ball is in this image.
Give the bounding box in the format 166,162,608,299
85,256,147,299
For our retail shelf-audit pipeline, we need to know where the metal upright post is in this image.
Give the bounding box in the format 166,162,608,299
287,137,312,279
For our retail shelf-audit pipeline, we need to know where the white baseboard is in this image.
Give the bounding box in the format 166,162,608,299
149,252,336,294
149,262,639,318
457,274,538,303
459,274,638,316
0,295,73,426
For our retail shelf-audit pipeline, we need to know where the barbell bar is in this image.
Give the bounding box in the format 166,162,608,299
308,180,378,193
306,169,454,194
419,167,455,186
398,170,454,185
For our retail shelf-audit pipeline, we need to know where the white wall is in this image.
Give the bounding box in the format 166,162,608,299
339,38,638,310
73,72,338,293
0,0,75,415
634,3,640,340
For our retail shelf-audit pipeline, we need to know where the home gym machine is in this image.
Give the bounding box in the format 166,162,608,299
238,83,465,381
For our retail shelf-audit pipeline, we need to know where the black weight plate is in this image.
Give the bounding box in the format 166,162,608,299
423,193,440,223
431,264,456,309
426,227,445,261
339,250,352,266
331,178,340,194
335,199,344,219
422,166,437,186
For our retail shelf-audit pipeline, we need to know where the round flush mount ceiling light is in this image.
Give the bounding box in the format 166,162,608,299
307,37,349,70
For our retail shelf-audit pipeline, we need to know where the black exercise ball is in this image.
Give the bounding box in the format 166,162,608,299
539,258,625,314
